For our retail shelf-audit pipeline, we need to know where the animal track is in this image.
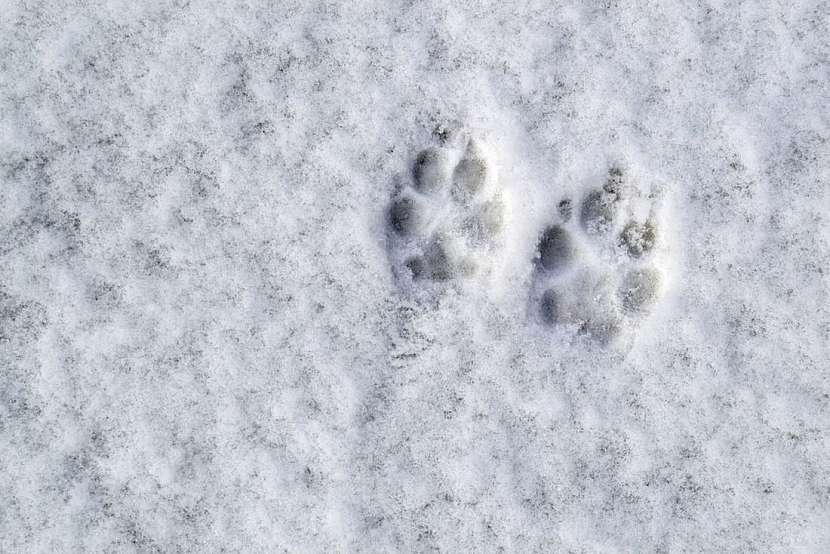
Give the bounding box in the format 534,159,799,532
387,134,506,292
385,140,666,344
531,166,667,344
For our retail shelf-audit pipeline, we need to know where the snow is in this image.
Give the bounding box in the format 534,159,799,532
1,0,828,551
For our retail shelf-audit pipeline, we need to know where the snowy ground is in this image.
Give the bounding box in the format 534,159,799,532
1,1,829,552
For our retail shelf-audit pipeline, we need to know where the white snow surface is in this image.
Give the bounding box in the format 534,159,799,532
1,1,829,552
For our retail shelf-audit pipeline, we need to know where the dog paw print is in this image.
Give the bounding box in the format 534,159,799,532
532,165,667,344
387,134,507,292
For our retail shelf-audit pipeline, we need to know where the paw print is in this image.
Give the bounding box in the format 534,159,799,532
531,165,667,344
387,133,507,293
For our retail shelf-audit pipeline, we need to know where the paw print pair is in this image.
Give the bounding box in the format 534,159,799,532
386,137,666,344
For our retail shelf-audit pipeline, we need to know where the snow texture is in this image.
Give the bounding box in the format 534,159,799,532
1,1,829,552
